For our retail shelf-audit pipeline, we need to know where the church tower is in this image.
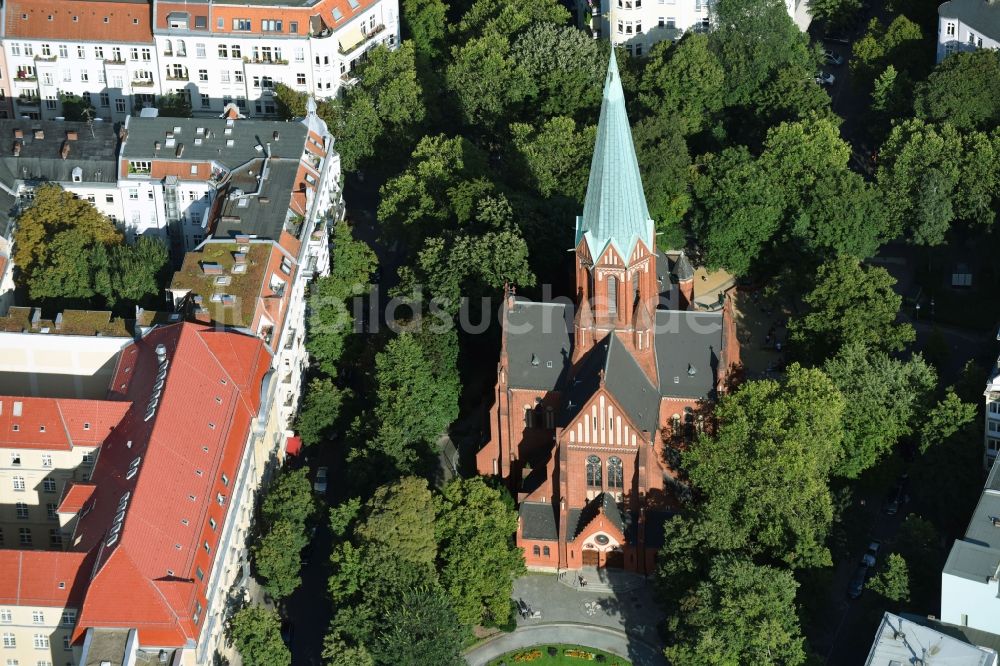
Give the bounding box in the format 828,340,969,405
572,51,658,384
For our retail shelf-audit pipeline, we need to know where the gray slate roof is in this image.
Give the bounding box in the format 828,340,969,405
566,493,634,542
520,502,558,541
0,119,119,185
122,116,308,170
939,0,1000,38
214,158,299,240
944,460,1000,583
672,252,695,281
504,299,572,390
655,310,724,398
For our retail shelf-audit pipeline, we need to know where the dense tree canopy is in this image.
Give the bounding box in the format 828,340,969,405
914,49,1000,131
229,605,290,666
788,255,914,361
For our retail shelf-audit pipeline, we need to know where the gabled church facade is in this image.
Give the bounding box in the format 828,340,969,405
476,52,741,574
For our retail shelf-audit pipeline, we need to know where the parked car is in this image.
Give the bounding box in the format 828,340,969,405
313,466,328,494
862,540,881,567
815,71,836,86
823,49,845,66
848,563,869,599
885,484,904,516
824,33,851,44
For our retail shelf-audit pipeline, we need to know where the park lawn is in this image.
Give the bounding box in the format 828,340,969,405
488,644,630,665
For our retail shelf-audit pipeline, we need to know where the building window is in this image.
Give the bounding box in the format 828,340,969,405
59,45,69,58
18,528,31,545
532,545,540,556
201,94,210,108
220,71,230,84
198,69,208,82
235,71,244,83
233,18,251,31
42,478,56,492
261,19,283,32
608,456,623,489
296,73,307,85
232,45,242,58
41,44,51,57
59,610,76,626
0,610,10,623
218,45,228,58
196,43,206,58
523,406,533,429
2,634,14,648
99,92,109,107
543,546,550,557
46,504,57,520
586,455,602,487
48,530,61,547
32,635,48,649
13,477,25,492
31,611,43,624
607,276,618,314
41,455,51,468
105,194,115,204
77,45,85,58
9,453,20,467
15,503,28,519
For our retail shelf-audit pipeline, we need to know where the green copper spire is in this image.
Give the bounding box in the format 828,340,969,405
575,50,654,260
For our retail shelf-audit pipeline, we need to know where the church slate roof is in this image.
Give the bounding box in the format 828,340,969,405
520,502,559,541
654,310,724,399
504,299,572,390
575,50,655,261
672,252,695,281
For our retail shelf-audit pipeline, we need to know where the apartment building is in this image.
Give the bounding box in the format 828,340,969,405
118,103,341,256
937,0,1000,62
0,550,89,666
984,356,1000,470
0,0,399,122
865,612,999,665
941,460,1000,636
589,0,810,55
2,0,158,122
0,118,125,230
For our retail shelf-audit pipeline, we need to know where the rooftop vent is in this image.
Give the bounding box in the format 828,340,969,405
259,196,270,204
154,140,161,153
12,129,23,139
687,364,697,376
272,130,279,141
12,141,21,157
60,140,70,160
530,353,539,367
175,143,184,158
33,129,44,140
235,234,250,244
155,344,167,360
66,130,78,141
233,252,247,264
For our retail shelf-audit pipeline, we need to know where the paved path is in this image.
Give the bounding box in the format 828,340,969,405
464,623,666,666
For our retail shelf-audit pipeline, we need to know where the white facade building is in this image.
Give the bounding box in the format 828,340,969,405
984,354,1000,469
937,0,1000,62
941,460,1000,636
589,0,809,55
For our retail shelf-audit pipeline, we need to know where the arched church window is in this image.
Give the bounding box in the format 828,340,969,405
545,406,555,429
607,276,618,315
633,271,640,309
533,545,540,556
608,456,623,489
523,406,533,428
586,455,602,487
543,546,551,557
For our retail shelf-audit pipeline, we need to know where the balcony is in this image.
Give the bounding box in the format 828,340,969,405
242,56,288,65
104,58,126,65
131,79,155,87
166,73,189,81
338,24,385,55
14,73,37,82
34,55,57,63
16,96,40,106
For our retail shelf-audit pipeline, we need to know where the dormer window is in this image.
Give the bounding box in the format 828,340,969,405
71,167,82,183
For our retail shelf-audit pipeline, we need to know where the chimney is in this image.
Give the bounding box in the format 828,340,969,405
13,129,23,139
33,129,44,140
266,141,271,156
154,140,161,154
12,142,21,157
272,130,279,141
66,130,78,141
60,141,70,159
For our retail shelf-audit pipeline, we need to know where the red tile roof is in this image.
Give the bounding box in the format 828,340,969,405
0,550,91,607
73,322,271,646
0,397,130,451
58,483,96,514
3,0,153,42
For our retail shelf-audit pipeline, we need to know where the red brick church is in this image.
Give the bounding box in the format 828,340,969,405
476,52,740,574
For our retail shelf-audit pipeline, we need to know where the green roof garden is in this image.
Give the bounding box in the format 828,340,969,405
169,242,271,328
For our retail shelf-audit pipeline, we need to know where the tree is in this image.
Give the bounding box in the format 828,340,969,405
640,34,725,137
453,0,570,42
274,82,310,119
851,16,927,83
808,0,861,29
690,147,783,276
254,519,306,599
306,220,377,376
105,236,169,307
867,553,910,603
684,366,845,568
435,477,524,627
295,377,347,447
788,255,914,361
446,32,535,129
14,184,121,283
633,113,691,249
228,605,291,666
402,0,448,57
59,93,95,122
665,557,806,666
918,388,977,454
823,343,936,478
261,467,316,527
914,49,1000,131
894,515,942,609
370,584,466,665
510,23,605,120
156,92,192,118
357,477,438,567
710,0,815,110
510,117,595,202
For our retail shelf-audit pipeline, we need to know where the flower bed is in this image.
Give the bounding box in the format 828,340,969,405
564,649,595,660
513,650,543,663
